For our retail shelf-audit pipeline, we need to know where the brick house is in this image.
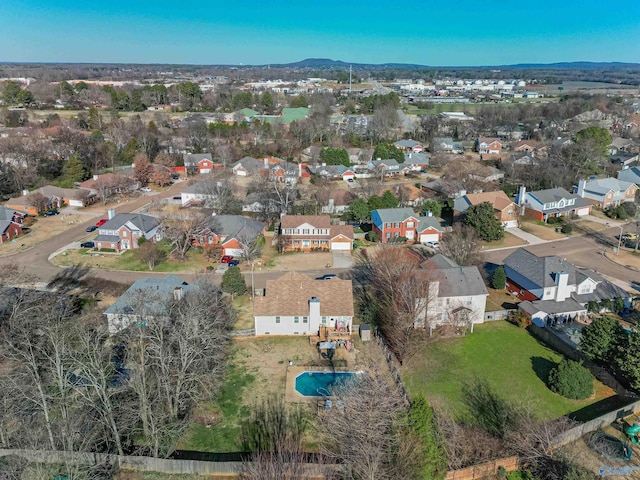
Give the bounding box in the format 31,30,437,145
576,178,638,209
278,215,353,252
6,185,95,215
477,137,502,155
394,139,425,153
512,140,540,154
191,215,265,257
371,207,442,244
454,190,519,228
183,153,214,174
0,207,24,243
94,212,161,251
516,186,592,222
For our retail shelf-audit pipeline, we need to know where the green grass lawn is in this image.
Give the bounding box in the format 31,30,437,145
178,362,255,453
401,321,618,422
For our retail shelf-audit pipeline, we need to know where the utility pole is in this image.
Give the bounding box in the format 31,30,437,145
349,65,352,95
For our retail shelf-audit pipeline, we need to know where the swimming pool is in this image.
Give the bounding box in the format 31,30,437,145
294,371,357,397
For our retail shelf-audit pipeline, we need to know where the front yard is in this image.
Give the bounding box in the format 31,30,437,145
401,321,620,422
479,231,527,249
519,220,567,241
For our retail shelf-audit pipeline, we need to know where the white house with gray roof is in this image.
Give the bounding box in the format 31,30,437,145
575,177,638,209
416,254,488,333
516,186,591,222
104,275,193,334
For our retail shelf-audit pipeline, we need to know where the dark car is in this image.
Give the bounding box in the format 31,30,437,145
43,209,59,217
80,241,95,249
228,259,240,267
315,274,337,280
171,174,179,180
86,225,98,232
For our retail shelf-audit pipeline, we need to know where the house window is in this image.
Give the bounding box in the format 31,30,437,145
303,317,308,323
394,232,399,237
395,222,400,228
293,332,299,335
275,317,280,324
406,221,414,228
294,316,299,323
208,236,214,243
303,229,309,234
322,317,327,324
386,233,391,239
123,230,127,237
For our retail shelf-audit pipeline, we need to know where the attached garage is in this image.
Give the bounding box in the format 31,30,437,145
419,232,440,244
342,171,356,181
575,207,590,216
330,235,352,251
502,220,518,229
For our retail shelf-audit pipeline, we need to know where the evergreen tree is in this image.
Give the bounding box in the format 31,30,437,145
221,266,247,296
421,200,442,217
380,190,399,208
580,316,626,363
408,394,447,480
62,156,87,183
490,266,506,289
346,198,370,223
465,202,504,242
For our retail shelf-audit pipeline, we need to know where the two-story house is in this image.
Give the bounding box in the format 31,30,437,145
454,191,519,228
416,254,489,334
403,152,430,171
477,137,502,155
0,207,25,243
183,153,214,174
394,139,425,154
253,271,354,336
94,212,162,251
191,215,265,256
430,137,464,154
516,186,591,222
576,178,638,209
278,215,353,252
503,248,631,325
371,208,442,244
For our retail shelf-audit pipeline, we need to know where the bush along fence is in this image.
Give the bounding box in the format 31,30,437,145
373,330,411,407
445,455,519,480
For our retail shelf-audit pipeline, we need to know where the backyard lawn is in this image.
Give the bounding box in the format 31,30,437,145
401,321,619,422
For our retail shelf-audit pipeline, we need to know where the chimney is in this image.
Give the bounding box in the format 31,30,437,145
577,179,586,197
309,297,321,332
173,286,184,301
554,272,570,302
517,185,526,206
93,174,99,181
298,163,302,177
264,157,269,167
108,208,115,220
408,153,412,159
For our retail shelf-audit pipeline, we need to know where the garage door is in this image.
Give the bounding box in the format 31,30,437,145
575,207,590,216
420,233,439,244
331,241,351,251
503,220,518,229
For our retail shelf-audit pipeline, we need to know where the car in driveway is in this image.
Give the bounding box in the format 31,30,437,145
86,225,98,232
80,241,95,249
42,209,59,217
140,187,152,193
228,259,240,267
96,219,108,227
221,255,234,263
423,241,440,249
315,274,337,280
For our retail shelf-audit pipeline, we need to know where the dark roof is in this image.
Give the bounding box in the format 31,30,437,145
528,187,586,206
206,215,264,242
394,139,422,148
104,275,193,317
373,207,418,224
94,234,121,243
519,298,586,316
232,157,265,172
439,266,488,297
503,248,575,288
99,213,160,234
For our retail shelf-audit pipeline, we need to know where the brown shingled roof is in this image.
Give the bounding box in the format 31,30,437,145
280,215,332,229
463,191,515,211
253,272,354,317
330,225,354,240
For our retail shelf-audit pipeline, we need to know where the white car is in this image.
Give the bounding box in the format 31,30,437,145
140,187,152,193
424,241,440,249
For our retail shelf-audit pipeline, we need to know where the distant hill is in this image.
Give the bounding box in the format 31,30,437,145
267,58,640,71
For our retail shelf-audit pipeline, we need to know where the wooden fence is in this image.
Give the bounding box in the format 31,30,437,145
445,455,519,480
484,309,513,321
373,331,411,407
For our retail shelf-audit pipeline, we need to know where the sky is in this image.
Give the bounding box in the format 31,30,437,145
0,0,639,66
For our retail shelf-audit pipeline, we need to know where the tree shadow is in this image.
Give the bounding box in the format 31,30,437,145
531,356,556,385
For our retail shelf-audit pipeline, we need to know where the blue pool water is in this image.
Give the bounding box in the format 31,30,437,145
295,371,357,397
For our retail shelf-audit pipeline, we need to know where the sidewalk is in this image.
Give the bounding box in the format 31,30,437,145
507,227,547,245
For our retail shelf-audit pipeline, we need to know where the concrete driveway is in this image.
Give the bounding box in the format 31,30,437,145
508,227,547,245
332,251,354,268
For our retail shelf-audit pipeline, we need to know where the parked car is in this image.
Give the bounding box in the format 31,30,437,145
173,196,182,200
228,259,240,267
86,225,98,232
424,241,440,249
221,255,233,263
140,187,152,193
171,174,179,180
96,219,108,227
80,241,95,249
347,178,354,183
315,274,337,280
43,209,59,217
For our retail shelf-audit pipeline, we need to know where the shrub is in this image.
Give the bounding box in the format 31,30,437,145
548,359,594,400
491,265,506,289
508,311,531,329
560,222,573,234
366,231,379,242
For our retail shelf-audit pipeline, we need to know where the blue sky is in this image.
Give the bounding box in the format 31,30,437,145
0,0,638,65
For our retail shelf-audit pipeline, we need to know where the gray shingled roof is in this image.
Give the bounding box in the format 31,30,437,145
404,152,430,165
183,153,212,166
519,298,586,316
618,167,640,185
100,213,160,234
439,266,488,297
206,215,264,242
232,157,265,172
583,177,635,196
528,187,591,210
104,275,193,317
394,139,422,148
418,216,442,232
0,207,19,222
373,207,418,224
503,248,576,288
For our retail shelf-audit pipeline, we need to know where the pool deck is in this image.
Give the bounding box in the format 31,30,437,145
285,366,355,403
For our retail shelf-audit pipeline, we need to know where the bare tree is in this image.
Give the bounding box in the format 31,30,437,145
439,223,481,267
196,174,241,214
161,212,208,259
135,241,166,270
26,192,49,212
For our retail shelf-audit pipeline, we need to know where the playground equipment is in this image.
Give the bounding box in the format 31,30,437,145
625,423,640,445
589,431,632,461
